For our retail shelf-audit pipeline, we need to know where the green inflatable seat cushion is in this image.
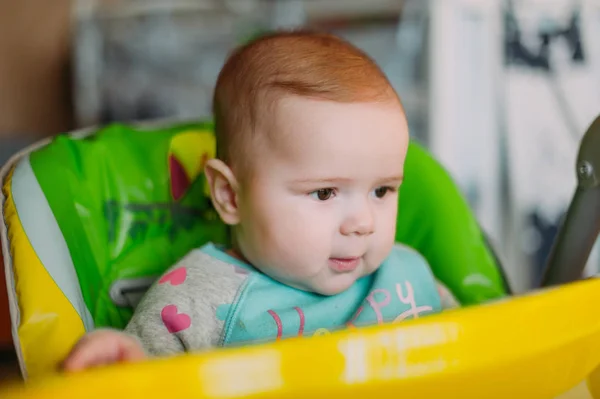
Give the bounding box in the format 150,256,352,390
24,121,508,330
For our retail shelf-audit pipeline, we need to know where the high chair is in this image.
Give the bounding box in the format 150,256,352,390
2,118,600,399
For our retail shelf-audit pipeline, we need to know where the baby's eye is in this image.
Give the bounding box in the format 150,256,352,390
310,188,336,201
372,186,394,199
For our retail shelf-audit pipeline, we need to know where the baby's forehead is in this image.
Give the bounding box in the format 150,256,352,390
263,95,406,139
244,97,407,173
224,93,407,180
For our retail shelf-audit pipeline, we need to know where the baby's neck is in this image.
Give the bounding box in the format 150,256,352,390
227,234,250,264
226,248,247,263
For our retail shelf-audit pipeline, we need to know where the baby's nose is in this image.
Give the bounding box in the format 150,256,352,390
340,204,375,236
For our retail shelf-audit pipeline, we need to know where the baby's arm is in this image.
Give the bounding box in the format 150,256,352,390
62,268,192,371
63,249,244,371
125,249,245,355
122,275,194,356
61,328,146,371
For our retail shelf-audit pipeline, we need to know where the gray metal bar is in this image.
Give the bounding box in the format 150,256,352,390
541,115,600,287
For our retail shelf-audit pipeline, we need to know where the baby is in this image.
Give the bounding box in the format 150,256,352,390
63,30,458,371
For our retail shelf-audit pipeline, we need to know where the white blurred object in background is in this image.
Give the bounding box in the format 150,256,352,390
429,0,600,291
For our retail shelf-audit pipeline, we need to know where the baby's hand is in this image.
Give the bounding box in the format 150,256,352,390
62,329,146,372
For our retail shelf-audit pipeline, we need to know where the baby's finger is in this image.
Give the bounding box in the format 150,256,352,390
61,337,119,371
116,337,146,362
62,331,145,371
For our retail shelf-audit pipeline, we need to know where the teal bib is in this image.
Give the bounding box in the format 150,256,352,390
202,244,442,346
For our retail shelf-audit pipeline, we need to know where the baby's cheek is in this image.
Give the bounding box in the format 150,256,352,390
369,227,396,266
282,211,326,238
379,212,398,244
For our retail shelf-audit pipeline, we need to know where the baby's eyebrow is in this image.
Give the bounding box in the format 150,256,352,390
291,175,404,185
378,175,404,184
291,177,354,184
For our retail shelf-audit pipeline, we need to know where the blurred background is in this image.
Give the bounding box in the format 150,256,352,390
1,0,600,378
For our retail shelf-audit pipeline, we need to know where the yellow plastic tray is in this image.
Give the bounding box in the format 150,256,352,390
3,278,600,399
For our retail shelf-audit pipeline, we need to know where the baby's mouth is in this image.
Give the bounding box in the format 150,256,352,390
328,257,360,273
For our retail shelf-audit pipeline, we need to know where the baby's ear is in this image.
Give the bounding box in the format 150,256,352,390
204,159,240,225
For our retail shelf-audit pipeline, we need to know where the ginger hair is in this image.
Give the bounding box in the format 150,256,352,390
212,30,401,172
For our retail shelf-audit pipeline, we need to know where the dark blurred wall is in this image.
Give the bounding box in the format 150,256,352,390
0,0,74,139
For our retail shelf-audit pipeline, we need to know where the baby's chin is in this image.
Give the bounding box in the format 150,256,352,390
271,274,356,296
258,263,377,296
308,275,361,296
318,263,386,295
303,265,383,296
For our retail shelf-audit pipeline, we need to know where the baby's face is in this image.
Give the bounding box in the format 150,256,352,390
234,96,409,295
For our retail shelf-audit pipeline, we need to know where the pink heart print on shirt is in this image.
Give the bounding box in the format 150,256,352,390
161,305,191,333
159,267,187,286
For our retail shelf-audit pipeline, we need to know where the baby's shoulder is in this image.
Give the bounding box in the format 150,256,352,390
133,247,249,310
387,243,430,265
382,243,437,281
126,247,250,350
155,247,250,292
